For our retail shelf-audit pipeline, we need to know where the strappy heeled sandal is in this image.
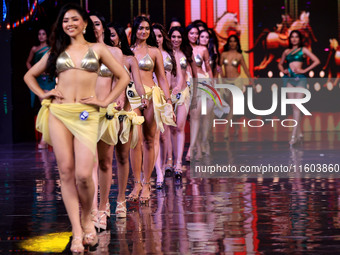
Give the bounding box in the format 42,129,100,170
97,210,108,231
105,202,110,218
83,222,98,248
140,182,151,204
165,158,173,176
174,162,183,180
127,180,142,202
289,135,298,147
91,209,98,229
70,235,84,253
115,200,127,218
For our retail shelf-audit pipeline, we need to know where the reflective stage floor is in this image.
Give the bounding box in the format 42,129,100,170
1,131,340,254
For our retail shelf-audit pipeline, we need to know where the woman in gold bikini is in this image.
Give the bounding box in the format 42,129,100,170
127,16,176,204
24,3,129,253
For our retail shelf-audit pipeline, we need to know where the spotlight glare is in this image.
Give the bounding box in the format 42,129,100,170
256,84,262,93
268,71,273,78
319,70,325,78
309,70,314,78
327,82,333,91
279,71,284,77
314,82,321,91
271,83,278,92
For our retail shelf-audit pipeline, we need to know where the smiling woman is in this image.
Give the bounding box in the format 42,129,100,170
23,3,129,253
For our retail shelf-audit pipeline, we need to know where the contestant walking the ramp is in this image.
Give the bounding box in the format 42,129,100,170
278,30,320,146
26,28,56,149
220,35,254,139
185,23,213,160
152,23,181,187
168,26,196,178
89,12,139,232
128,16,176,204
24,3,129,253
108,22,149,202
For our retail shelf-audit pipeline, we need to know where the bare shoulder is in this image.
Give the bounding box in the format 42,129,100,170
108,46,123,58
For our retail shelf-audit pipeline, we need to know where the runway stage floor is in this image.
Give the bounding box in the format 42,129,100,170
1,132,340,254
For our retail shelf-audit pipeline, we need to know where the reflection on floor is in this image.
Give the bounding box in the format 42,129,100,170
1,132,340,254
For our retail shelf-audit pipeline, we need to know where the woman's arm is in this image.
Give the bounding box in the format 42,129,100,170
26,47,35,70
23,52,63,99
300,47,320,73
171,53,184,95
153,48,171,102
278,49,288,74
128,56,149,108
202,47,213,79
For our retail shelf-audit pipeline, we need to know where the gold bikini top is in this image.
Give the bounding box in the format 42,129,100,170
138,53,154,71
194,54,203,67
56,48,100,74
164,55,173,72
180,56,188,69
223,58,240,67
98,63,113,77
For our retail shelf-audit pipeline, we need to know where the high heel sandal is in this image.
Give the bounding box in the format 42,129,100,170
70,235,84,253
115,200,127,218
97,211,108,231
83,222,98,248
289,135,298,147
140,182,151,204
174,162,183,180
127,180,143,202
91,209,98,228
105,202,110,218
164,158,173,177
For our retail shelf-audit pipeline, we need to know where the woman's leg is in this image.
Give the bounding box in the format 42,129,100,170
140,101,157,202
49,114,82,237
287,84,304,145
174,104,189,173
74,137,97,245
115,125,132,217
201,98,214,155
187,98,202,160
128,108,143,201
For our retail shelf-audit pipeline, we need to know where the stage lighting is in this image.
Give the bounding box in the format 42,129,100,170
279,72,284,77
327,82,333,91
314,82,321,91
256,84,262,93
319,70,325,77
268,71,273,78
271,83,278,92
309,71,314,78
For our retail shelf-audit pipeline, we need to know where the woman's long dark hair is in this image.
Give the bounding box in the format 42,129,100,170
152,23,177,76
88,11,112,47
288,30,304,49
107,22,134,56
208,29,220,70
130,16,157,47
169,26,193,64
46,3,96,78
223,34,242,53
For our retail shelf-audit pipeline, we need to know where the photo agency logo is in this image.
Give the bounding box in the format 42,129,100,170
200,79,312,128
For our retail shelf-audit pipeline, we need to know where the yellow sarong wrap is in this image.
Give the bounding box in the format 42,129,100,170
170,86,190,114
36,99,99,155
98,104,145,148
147,85,176,133
98,103,120,145
116,110,144,148
127,84,176,133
